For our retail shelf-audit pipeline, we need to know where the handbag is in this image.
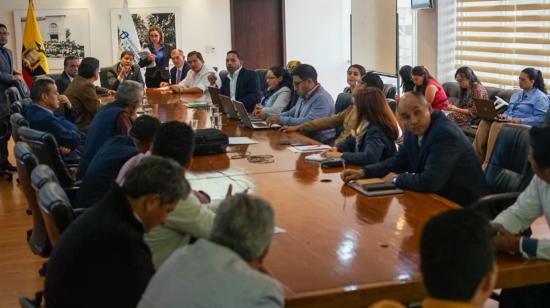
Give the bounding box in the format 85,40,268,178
193,128,228,155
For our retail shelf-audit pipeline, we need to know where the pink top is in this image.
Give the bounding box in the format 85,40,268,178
425,79,449,110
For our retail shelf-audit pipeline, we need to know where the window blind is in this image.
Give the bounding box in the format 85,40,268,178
456,0,550,88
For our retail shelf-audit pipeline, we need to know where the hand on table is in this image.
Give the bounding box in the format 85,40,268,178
340,169,364,183
159,82,170,87
494,228,521,255
266,115,280,126
321,147,343,159
280,125,300,133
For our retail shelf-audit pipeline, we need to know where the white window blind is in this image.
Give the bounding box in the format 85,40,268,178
456,0,550,88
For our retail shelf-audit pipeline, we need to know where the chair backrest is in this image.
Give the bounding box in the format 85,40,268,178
15,142,52,257
10,98,32,115
18,126,74,187
335,93,352,114
31,164,60,191
442,82,460,105
545,108,550,126
486,123,533,194
382,84,396,99
10,113,29,143
5,86,23,107
38,182,75,246
219,69,228,82
99,66,111,88
255,69,268,93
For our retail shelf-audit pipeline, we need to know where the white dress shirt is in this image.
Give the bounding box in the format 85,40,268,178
179,64,220,93
227,66,242,100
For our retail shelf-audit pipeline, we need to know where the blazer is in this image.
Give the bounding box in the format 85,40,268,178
55,72,72,94
0,46,15,113
104,63,144,90
44,184,155,308
139,43,174,87
24,103,81,150
64,75,100,131
220,67,261,112
138,239,284,308
337,124,397,166
363,111,489,206
169,62,191,84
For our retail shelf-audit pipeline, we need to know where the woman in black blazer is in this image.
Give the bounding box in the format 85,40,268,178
138,26,173,88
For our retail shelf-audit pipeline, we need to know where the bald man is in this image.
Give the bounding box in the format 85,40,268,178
341,91,488,207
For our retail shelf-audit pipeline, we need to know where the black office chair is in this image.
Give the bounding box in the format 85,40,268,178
10,113,29,143
255,69,268,93
545,108,550,126
335,93,352,114
383,84,396,100
99,66,111,89
471,124,533,219
18,126,79,191
39,181,76,247
15,143,53,259
219,69,228,82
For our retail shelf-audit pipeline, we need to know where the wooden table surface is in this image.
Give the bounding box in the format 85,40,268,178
119,91,550,307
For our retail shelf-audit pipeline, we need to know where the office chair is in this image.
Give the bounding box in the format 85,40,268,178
10,113,29,143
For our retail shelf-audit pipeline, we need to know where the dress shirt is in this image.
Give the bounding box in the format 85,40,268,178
228,66,242,100
179,64,220,93
504,88,549,126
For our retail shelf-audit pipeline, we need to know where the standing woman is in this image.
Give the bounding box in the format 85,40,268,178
343,64,367,94
139,26,174,88
411,66,449,110
447,66,488,127
257,66,292,113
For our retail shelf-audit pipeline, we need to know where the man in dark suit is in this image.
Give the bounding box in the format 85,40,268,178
55,55,80,94
104,51,144,90
342,91,489,207
220,50,261,112
25,77,82,156
160,49,190,87
44,156,190,308
0,23,22,171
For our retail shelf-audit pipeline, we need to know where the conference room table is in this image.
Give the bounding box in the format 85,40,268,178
103,89,550,307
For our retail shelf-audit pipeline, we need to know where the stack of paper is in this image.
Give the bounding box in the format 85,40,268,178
228,137,258,145
288,144,331,153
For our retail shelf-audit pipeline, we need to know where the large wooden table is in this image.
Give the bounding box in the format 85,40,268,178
121,90,550,307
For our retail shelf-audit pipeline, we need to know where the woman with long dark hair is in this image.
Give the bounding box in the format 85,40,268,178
343,64,367,94
139,26,174,88
257,66,292,113
447,66,488,126
411,66,448,110
399,65,415,93
321,87,399,165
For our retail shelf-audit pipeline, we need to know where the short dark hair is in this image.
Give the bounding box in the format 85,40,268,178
226,50,241,59
129,115,161,144
421,210,494,301
78,57,100,78
361,72,384,90
63,55,79,67
121,155,190,205
152,121,195,166
30,77,55,102
0,24,6,30
530,126,550,168
120,50,135,59
187,51,204,62
291,64,317,84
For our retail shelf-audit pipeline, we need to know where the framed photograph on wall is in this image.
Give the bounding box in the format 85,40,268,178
13,8,91,72
110,7,181,63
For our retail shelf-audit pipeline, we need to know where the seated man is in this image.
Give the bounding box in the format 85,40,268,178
220,50,261,112
492,125,550,307
44,156,190,308
160,49,191,86
371,209,497,308
280,72,386,145
25,77,83,157
342,91,488,207
76,115,160,208
55,55,79,95
138,193,284,308
117,121,218,268
170,51,220,94
104,50,144,90
257,64,335,143
76,80,143,179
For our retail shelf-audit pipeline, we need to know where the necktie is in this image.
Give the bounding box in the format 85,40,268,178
0,47,12,71
176,69,182,83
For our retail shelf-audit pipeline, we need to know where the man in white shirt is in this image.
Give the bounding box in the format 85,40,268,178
138,193,284,308
492,125,550,307
169,50,220,94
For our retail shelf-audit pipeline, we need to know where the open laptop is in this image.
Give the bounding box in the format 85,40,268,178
218,95,240,120
473,98,511,122
233,100,281,129
208,86,222,106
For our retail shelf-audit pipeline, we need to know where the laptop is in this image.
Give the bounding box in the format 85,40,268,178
218,95,240,120
233,100,281,129
208,86,222,106
473,98,511,122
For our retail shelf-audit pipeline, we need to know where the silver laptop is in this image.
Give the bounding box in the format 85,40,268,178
233,100,281,129
218,95,240,120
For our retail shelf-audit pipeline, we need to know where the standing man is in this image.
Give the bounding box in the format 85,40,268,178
170,51,220,94
220,50,261,112
0,23,21,172
56,55,80,94
160,49,190,87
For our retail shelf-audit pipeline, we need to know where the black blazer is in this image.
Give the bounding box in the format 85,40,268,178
139,43,174,88
169,61,191,84
55,72,72,94
363,111,489,206
44,185,155,308
220,67,261,112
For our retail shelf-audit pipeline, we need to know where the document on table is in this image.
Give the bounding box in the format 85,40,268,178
305,153,328,162
288,144,331,153
274,226,286,234
228,137,258,145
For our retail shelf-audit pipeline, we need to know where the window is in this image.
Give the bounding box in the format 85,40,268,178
455,0,550,88
398,0,417,68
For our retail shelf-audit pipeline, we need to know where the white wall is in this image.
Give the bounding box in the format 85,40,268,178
0,0,231,73
284,0,351,99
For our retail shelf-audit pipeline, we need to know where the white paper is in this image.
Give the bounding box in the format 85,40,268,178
158,86,170,90
274,226,286,234
228,137,259,145
288,144,331,153
305,154,328,162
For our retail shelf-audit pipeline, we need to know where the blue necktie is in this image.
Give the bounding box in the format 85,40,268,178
176,69,182,83
0,47,12,71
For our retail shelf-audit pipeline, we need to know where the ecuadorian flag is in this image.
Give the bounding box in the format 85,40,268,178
22,0,49,86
